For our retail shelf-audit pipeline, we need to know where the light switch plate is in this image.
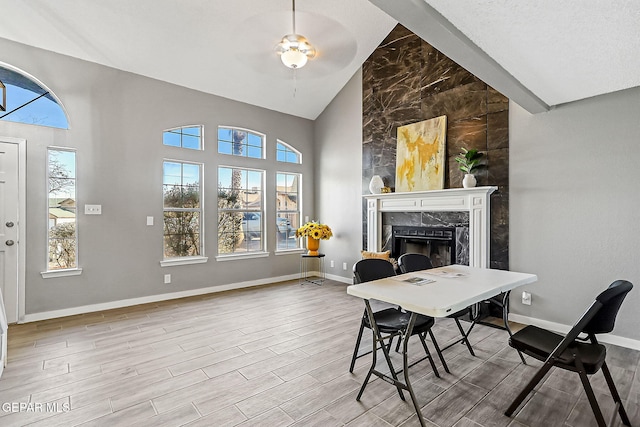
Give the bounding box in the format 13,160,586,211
85,204,102,215
146,216,154,226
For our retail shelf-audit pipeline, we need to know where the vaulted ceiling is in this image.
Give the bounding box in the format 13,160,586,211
2,0,638,120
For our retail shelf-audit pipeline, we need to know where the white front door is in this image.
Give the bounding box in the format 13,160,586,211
0,140,20,323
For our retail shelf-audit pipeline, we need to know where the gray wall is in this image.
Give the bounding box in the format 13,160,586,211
509,88,640,341
314,71,363,282
0,38,314,315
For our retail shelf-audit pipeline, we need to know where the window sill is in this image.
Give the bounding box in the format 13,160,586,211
275,249,305,255
160,256,208,267
215,251,270,261
41,268,83,279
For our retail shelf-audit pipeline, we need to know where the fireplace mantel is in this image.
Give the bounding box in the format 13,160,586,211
364,186,497,268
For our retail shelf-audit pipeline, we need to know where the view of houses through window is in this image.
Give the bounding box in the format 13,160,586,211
276,172,300,250
47,148,77,270
158,124,304,261
217,167,265,254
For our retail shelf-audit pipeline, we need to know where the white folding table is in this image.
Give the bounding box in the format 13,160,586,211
347,264,537,427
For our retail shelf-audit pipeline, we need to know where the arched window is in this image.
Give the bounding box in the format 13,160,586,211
276,140,301,164
218,126,264,159
0,64,69,129
163,125,203,150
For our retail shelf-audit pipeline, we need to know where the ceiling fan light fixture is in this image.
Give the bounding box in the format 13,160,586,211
276,34,315,69
276,0,316,69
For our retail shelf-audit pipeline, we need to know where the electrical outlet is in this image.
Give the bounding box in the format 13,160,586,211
342,262,347,271
164,274,171,284
330,260,335,268
146,216,154,226
522,291,532,305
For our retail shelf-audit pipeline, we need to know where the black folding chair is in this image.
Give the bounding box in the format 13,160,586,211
505,280,633,427
398,253,476,356
349,258,449,381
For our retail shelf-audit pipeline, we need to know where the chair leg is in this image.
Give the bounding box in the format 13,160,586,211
501,291,527,365
356,327,376,401
428,330,450,374
577,369,607,427
454,317,475,356
601,361,631,426
417,333,440,378
376,329,405,401
349,319,366,373
357,301,405,402
505,360,554,417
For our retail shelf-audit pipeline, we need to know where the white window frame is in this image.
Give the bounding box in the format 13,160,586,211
217,126,266,160
276,139,302,164
162,125,204,150
42,147,82,278
160,159,207,267
216,166,267,260
275,171,302,252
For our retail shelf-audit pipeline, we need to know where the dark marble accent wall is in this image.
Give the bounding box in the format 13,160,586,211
362,25,509,270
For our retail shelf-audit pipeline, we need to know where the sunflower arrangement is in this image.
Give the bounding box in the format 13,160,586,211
295,221,333,240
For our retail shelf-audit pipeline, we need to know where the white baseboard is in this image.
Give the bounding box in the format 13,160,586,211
21,273,299,323
509,313,640,351
325,272,352,284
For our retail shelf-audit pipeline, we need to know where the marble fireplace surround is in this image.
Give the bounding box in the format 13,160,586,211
364,187,497,268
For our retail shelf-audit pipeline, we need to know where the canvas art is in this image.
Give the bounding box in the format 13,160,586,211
395,115,447,192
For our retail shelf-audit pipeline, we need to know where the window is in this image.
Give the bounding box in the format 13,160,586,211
47,149,77,270
163,125,202,150
163,161,203,259
276,140,301,164
276,172,301,250
1,65,68,129
218,167,265,255
218,127,264,159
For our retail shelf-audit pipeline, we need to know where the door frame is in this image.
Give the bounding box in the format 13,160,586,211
1,136,26,323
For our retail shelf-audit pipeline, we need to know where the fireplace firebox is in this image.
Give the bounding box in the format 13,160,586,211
391,226,457,267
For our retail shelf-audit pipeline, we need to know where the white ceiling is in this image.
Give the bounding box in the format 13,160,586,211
424,0,640,107
0,0,396,120
2,1,639,119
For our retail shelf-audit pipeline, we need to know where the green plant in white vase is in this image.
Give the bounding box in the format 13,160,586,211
454,148,485,188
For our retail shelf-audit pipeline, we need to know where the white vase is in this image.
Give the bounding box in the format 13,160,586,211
462,174,477,188
369,175,384,194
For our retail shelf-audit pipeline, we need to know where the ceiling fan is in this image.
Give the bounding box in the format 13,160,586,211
232,0,358,80
275,0,316,69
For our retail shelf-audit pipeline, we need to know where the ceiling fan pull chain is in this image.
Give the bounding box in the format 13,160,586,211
293,68,297,98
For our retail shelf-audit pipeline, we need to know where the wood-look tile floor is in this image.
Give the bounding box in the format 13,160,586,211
1,279,639,426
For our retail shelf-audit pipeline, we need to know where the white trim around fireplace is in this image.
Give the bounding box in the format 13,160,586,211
364,186,497,268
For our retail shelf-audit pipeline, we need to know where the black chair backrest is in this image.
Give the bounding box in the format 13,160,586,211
583,280,633,335
397,253,433,274
353,258,396,284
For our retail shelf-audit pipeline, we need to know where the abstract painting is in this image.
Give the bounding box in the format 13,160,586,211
395,115,447,192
